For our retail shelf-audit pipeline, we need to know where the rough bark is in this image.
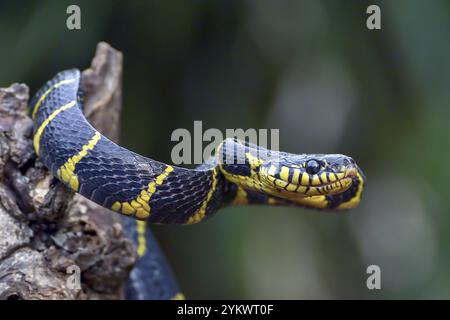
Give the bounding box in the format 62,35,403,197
0,42,136,300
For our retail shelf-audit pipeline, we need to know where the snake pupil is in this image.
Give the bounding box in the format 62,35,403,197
306,160,320,175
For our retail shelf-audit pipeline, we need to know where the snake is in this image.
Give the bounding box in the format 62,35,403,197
30,69,366,298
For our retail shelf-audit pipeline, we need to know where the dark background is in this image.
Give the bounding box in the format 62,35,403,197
1,0,449,299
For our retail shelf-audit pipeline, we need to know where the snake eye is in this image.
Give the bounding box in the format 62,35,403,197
306,160,321,175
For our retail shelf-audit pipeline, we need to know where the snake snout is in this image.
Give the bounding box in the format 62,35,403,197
328,155,356,173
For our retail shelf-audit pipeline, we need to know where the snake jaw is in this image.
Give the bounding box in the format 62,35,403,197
258,156,358,199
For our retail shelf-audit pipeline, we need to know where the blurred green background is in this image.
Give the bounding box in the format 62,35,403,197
1,0,449,299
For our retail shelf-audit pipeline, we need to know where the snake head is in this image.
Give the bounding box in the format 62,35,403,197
217,138,365,209
259,154,359,199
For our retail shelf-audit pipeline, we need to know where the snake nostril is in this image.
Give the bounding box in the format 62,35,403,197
342,158,355,167
6,293,23,300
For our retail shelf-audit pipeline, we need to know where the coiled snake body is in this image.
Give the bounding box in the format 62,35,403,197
31,69,366,298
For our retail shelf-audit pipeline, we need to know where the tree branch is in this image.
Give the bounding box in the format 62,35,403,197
0,42,135,300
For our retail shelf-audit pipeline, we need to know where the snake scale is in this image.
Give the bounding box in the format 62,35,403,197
30,69,366,299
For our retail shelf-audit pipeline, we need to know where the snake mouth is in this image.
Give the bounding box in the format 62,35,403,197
261,166,357,197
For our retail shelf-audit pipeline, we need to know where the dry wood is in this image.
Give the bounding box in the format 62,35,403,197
0,42,135,300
